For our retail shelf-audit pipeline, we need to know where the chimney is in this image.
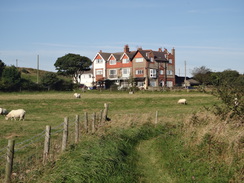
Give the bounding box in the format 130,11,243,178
99,50,102,53
171,47,175,55
158,47,162,52
124,44,130,53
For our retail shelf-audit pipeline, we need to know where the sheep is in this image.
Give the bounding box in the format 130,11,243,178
0,108,8,115
177,99,187,105
234,98,239,107
74,93,81,98
5,109,26,121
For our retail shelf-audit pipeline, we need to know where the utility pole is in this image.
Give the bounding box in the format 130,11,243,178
37,55,39,84
16,59,18,67
184,60,187,88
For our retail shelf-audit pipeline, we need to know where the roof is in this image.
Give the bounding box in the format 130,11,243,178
99,52,111,61
132,49,168,63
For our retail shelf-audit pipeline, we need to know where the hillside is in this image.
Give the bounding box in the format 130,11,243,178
18,67,71,83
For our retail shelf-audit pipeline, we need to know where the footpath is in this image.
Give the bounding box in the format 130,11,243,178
135,137,175,183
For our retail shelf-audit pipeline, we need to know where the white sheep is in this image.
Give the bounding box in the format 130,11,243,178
234,98,239,107
177,99,187,105
0,108,8,115
74,93,81,98
5,109,26,121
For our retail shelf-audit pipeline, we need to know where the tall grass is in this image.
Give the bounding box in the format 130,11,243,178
2,91,241,182
34,123,164,183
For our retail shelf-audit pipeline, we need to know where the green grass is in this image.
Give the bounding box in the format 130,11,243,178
2,90,235,182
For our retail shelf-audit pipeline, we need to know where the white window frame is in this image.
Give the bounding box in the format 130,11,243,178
96,59,103,64
168,59,172,64
122,58,130,64
135,58,143,62
150,69,157,78
160,70,164,75
122,68,130,78
137,82,144,87
109,69,117,78
136,69,144,75
167,81,173,87
150,81,156,87
167,70,173,75
96,70,103,75
109,60,116,65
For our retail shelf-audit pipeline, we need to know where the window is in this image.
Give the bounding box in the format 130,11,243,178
122,68,130,77
160,70,164,75
167,81,173,87
137,82,144,87
167,70,173,75
122,58,129,63
96,59,103,64
135,58,143,62
168,59,172,64
96,70,103,75
136,69,144,75
150,57,154,62
109,60,116,65
150,69,157,78
109,69,117,78
150,81,156,87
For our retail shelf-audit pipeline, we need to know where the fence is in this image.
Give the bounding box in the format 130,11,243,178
0,103,110,183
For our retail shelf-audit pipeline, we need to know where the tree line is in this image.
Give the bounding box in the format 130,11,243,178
0,53,92,92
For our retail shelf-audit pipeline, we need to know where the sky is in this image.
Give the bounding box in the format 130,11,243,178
0,0,244,77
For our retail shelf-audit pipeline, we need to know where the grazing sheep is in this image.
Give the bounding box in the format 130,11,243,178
74,93,81,98
177,99,187,105
5,109,26,121
234,98,239,107
0,108,8,115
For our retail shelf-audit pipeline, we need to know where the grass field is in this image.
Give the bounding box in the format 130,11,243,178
1,90,242,182
0,91,217,147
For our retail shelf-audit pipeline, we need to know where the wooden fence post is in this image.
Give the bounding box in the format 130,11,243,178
84,112,88,133
99,109,103,126
43,125,51,165
5,140,15,183
155,111,158,125
102,103,109,123
75,115,80,143
91,113,96,134
61,117,69,152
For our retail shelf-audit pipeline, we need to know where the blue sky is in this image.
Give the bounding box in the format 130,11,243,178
0,0,243,76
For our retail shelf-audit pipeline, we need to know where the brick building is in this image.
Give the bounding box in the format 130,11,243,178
92,45,175,89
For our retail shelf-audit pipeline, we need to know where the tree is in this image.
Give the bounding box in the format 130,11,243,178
41,73,60,91
1,65,21,91
54,53,92,83
0,59,6,78
191,66,212,85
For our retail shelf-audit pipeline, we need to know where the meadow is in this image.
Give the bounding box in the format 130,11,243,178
0,90,242,182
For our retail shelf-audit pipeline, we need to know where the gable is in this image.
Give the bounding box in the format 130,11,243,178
108,55,116,60
122,54,129,59
95,54,102,60
134,52,143,58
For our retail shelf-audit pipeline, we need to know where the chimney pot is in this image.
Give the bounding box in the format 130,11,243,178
124,44,130,53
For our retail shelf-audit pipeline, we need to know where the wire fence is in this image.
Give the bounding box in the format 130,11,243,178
0,104,109,182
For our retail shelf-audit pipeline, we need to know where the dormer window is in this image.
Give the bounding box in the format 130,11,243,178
150,57,154,62
110,60,116,65
122,58,129,63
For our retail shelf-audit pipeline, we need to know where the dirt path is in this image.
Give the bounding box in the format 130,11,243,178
136,137,175,183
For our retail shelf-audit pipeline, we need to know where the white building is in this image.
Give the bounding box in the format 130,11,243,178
74,70,94,88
